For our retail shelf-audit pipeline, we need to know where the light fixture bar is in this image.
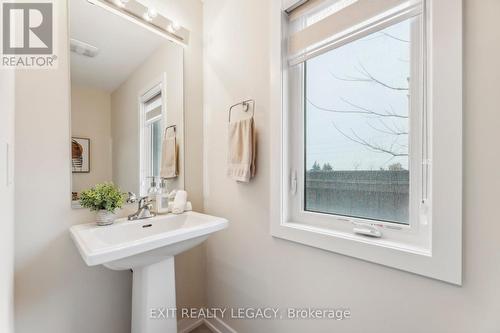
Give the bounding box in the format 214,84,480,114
86,0,190,47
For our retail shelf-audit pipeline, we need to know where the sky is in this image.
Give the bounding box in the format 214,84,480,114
305,18,418,171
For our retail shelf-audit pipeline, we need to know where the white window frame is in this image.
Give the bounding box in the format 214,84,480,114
270,0,462,285
139,74,167,196
288,10,426,248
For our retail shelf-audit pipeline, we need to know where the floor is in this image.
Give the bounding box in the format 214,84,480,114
190,324,213,333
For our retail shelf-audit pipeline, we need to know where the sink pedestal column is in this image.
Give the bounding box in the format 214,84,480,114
132,257,177,333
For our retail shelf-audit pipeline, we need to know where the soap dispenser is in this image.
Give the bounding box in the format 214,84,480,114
147,177,158,213
155,178,170,215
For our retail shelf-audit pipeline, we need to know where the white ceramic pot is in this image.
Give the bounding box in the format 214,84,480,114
96,210,117,226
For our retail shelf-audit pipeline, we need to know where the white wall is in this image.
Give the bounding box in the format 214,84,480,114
203,0,500,332
0,69,15,333
14,2,132,332
14,0,205,332
71,85,112,194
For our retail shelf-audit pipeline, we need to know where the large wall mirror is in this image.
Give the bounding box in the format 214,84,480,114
69,0,185,208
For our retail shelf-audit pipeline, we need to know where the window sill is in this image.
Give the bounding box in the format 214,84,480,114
279,221,431,257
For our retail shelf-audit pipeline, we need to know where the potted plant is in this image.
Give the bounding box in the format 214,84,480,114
80,183,125,226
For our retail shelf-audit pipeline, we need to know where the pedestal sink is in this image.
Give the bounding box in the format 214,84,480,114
70,211,228,333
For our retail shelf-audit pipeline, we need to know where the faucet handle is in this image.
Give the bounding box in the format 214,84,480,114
127,192,138,204
138,196,152,206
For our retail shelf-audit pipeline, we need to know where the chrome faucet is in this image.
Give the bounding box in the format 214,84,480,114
127,193,155,221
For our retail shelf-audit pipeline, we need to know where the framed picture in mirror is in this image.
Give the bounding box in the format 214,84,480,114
72,137,90,173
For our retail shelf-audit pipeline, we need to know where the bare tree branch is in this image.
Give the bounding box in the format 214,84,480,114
329,71,372,83
356,63,409,91
381,32,410,43
307,99,407,119
357,32,410,43
329,63,409,91
366,118,409,137
332,122,408,157
339,98,408,119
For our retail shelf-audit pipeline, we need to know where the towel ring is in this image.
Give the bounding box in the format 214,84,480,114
164,125,177,138
229,99,255,123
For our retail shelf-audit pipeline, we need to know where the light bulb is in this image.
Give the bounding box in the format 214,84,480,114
143,7,157,22
115,0,129,8
147,7,158,19
167,21,180,33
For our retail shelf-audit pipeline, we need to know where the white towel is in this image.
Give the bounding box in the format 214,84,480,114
228,118,256,182
172,190,187,214
160,127,178,179
168,201,191,213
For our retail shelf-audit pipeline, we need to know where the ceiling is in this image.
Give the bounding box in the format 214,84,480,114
70,0,167,92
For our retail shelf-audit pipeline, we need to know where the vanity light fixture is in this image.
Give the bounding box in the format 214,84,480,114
86,0,189,47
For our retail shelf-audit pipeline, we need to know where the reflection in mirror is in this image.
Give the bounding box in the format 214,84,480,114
70,0,184,208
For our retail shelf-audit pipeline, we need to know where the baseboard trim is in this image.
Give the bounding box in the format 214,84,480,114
205,316,238,333
178,318,205,333
179,316,238,333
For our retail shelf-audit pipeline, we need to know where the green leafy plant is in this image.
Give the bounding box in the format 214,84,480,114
79,183,125,213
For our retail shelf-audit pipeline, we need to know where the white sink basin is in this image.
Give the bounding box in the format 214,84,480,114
70,211,228,333
70,211,228,270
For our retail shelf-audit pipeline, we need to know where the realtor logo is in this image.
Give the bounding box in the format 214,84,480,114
1,1,57,68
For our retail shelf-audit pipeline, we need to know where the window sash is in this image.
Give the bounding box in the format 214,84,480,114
285,11,429,249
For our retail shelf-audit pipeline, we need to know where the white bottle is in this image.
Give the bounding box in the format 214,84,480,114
155,179,170,215
147,177,158,214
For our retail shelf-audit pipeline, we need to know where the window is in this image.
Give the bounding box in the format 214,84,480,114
304,18,418,225
271,0,462,284
140,83,165,195
288,0,426,246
